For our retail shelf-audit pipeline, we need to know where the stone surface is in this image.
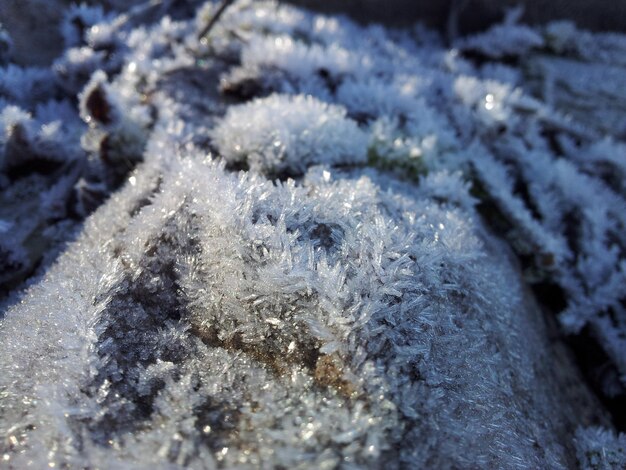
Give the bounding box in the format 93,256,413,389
0,151,609,468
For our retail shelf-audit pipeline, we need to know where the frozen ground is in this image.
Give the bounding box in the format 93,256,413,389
0,1,625,468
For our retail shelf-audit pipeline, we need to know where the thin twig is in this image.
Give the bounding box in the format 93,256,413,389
446,0,470,45
197,0,236,40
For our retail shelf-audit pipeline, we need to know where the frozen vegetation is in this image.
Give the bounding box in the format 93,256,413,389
0,1,625,468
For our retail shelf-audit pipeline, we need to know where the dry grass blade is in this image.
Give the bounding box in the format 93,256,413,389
197,0,236,40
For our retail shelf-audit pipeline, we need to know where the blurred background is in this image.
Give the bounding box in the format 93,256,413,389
2,0,626,66
288,0,626,32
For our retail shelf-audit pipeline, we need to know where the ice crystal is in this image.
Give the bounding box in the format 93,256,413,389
1,1,625,468
211,94,367,176
208,0,626,403
575,427,626,470
0,150,606,468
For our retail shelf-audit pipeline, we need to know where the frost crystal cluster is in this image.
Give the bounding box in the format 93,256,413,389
212,94,367,176
1,1,625,468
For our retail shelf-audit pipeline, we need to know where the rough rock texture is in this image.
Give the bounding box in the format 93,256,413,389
0,152,609,469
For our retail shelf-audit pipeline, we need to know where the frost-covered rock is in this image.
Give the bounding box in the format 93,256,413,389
1,0,626,468
210,2,626,406
0,151,608,468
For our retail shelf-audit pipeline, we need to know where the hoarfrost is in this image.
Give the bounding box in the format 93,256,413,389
575,427,626,470
1,0,625,468
211,94,367,176
0,152,607,468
